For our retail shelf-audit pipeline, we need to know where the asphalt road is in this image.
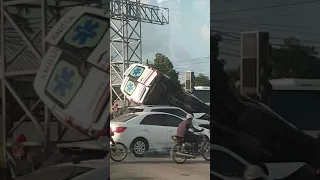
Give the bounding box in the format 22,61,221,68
110,154,210,180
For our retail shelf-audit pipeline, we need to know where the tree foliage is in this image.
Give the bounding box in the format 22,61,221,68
195,73,210,86
148,53,181,87
271,37,320,79
223,37,320,80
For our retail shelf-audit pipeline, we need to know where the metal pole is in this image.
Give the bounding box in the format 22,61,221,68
0,0,7,177
121,0,126,106
41,0,51,158
138,0,142,64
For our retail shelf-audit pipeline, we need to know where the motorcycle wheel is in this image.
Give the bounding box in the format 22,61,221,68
110,143,128,162
201,143,210,161
170,143,187,164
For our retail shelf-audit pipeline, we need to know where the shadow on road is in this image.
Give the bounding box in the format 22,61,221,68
112,160,210,165
111,178,156,180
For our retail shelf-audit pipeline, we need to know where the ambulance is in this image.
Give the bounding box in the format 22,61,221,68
33,6,110,137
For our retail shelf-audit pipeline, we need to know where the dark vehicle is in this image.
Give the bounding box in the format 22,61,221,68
144,74,210,114
120,64,210,114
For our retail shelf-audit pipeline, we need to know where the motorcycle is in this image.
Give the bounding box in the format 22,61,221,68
170,130,210,164
110,137,128,162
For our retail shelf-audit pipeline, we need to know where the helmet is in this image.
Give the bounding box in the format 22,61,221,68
186,114,193,120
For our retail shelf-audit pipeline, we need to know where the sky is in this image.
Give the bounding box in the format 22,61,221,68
139,0,210,81
212,0,320,70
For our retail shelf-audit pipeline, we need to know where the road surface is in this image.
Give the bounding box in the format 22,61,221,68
110,155,210,180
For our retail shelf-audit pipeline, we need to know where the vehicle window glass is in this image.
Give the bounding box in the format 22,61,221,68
58,13,110,61
124,80,137,96
164,115,183,127
111,114,137,122
45,52,86,109
150,109,168,113
211,149,245,177
193,90,210,104
171,109,187,118
129,66,145,79
140,114,166,126
128,108,144,113
150,109,186,118
16,166,93,180
270,90,320,130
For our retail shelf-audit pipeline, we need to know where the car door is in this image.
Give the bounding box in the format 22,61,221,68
139,114,169,150
163,115,184,148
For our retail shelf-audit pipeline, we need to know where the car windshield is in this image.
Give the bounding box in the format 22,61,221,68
16,166,93,180
111,114,137,122
193,90,210,104
127,108,144,113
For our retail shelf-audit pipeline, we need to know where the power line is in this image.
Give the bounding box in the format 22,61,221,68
212,20,320,30
213,23,320,37
212,0,320,15
212,12,298,22
214,30,320,45
215,29,320,49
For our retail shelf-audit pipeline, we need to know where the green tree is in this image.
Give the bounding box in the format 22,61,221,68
195,73,210,86
148,53,181,87
271,37,320,79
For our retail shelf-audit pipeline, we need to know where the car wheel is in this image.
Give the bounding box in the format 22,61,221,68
131,138,149,157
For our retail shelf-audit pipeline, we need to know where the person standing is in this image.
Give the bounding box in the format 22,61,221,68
11,134,39,177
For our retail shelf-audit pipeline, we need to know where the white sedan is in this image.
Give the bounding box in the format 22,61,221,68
110,112,210,157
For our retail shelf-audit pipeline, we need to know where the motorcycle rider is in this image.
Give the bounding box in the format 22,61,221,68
177,114,204,153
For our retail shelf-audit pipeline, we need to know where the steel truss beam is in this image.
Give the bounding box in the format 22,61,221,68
0,0,169,173
0,0,54,171
0,0,103,172
109,0,169,105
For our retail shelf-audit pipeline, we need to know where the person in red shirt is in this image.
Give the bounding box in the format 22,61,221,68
12,134,39,176
112,104,120,118
177,114,203,153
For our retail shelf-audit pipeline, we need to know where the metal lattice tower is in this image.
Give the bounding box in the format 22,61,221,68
0,0,169,171
109,0,169,105
0,0,105,170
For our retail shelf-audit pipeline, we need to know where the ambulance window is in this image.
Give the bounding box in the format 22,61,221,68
124,80,137,96
45,60,84,109
58,13,110,62
129,66,145,79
